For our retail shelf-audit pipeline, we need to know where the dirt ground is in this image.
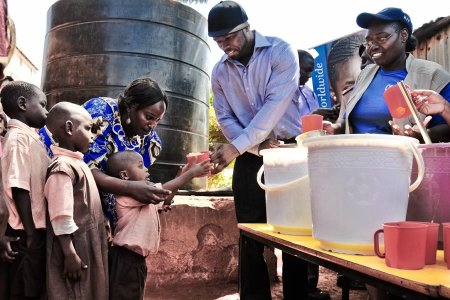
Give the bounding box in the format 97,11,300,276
146,266,369,300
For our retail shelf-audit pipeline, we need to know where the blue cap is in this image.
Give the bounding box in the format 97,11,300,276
356,7,413,36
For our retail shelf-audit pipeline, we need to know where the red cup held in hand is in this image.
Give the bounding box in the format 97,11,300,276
383,84,412,119
301,114,323,133
186,151,210,164
186,151,211,177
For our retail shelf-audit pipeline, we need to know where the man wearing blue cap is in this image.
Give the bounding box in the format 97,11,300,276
208,1,329,299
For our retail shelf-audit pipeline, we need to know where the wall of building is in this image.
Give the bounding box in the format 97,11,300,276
412,16,450,72
3,46,39,86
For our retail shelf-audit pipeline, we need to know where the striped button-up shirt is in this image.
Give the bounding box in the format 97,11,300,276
212,31,301,154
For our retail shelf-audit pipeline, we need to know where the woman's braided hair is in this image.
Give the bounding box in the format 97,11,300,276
327,34,364,92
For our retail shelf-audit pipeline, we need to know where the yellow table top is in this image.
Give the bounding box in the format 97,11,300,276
239,223,450,298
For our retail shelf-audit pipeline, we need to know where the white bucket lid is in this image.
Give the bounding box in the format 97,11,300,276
260,145,306,155
260,146,308,163
302,134,420,149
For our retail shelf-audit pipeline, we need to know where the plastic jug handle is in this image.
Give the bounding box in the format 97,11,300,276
256,165,308,192
409,142,425,192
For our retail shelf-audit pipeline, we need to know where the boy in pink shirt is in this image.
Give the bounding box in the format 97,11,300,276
0,100,11,256
44,102,108,299
0,100,18,300
106,150,211,300
0,81,49,299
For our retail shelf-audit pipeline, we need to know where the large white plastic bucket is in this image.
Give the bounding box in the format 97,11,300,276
303,134,425,255
257,146,311,235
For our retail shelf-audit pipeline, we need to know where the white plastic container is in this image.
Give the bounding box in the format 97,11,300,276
303,134,424,255
257,146,312,235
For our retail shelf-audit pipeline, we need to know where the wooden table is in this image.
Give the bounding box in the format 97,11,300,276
239,223,450,299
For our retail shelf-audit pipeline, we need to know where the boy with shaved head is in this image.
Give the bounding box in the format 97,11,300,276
44,102,108,300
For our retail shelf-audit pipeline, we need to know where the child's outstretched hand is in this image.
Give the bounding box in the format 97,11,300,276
189,159,212,178
183,152,210,174
179,163,190,176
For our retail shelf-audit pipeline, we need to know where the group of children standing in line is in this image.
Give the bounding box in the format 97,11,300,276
0,81,211,299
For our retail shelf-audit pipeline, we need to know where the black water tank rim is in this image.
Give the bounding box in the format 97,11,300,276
43,85,126,93
46,18,210,49
156,125,208,138
47,0,208,37
44,52,211,78
43,88,211,107
165,91,210,105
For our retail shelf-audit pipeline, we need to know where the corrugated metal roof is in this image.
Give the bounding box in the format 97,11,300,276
413,16,450,42
412,16,450,72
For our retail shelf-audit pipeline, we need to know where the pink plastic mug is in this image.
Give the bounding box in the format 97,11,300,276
186,151,210,177
408,222,439,265
186,151,210,165
301,114,323,133
424,222,439,265
374,221,427,269
443,223,450,268
383,84,411,119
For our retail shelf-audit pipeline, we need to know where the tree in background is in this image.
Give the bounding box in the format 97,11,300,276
208,91,234,189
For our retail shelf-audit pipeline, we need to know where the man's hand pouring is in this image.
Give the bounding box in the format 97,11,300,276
210,143,240,175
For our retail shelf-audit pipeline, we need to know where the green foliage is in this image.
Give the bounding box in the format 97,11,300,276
207,90,233,189
207,160,234,189
208,92,227,146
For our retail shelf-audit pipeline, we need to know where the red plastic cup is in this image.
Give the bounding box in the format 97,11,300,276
374,221,427,270
186,151,210,164
443,223,450,268
186,151,210,177
409,222,439,265
424,222,439,265
383,84,412,119
301,114,323,133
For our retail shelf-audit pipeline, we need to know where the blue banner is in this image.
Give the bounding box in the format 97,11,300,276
311,45,331,108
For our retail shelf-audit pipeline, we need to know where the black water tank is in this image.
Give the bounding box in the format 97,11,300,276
42,0,210,189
